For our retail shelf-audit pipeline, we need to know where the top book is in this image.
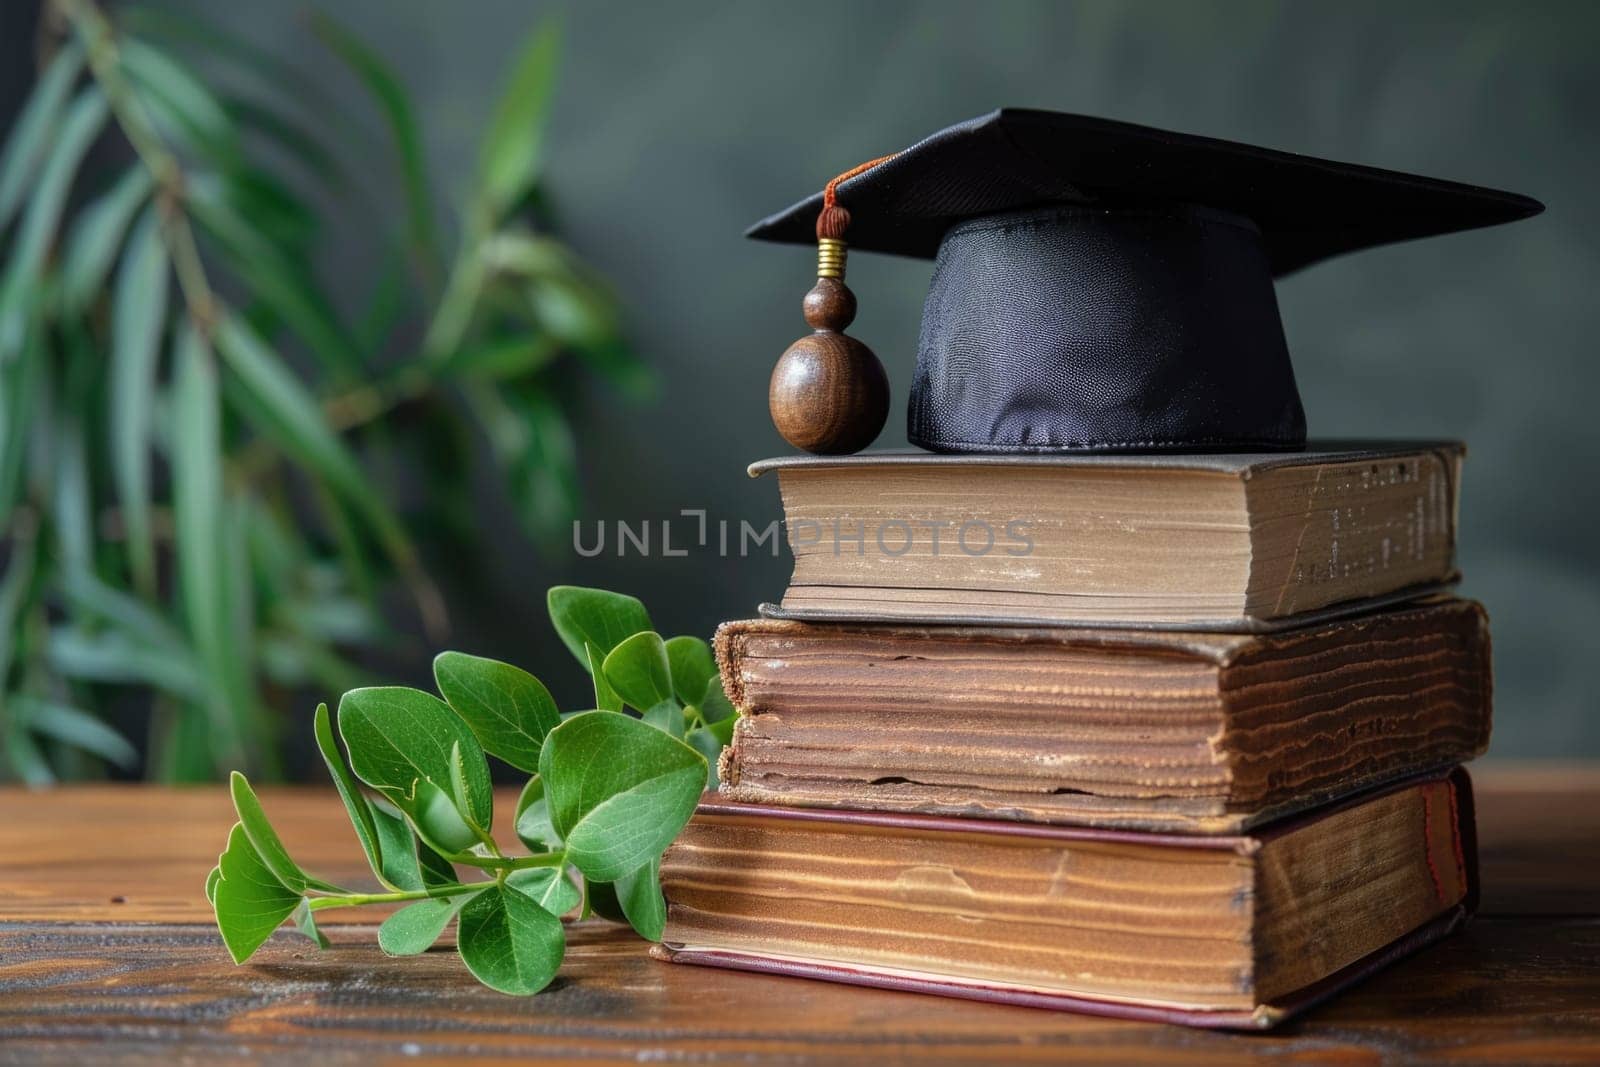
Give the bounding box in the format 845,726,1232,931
753,442,1462,631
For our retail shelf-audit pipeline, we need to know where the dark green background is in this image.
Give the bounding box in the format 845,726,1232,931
12,1,1599,757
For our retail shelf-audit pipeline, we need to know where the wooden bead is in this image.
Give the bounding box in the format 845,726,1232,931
769,322,889,455
803,277,856,331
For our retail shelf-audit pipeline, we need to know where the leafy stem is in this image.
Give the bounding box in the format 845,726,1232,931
208,586,738,995
306,881,484,912
450,849,566,872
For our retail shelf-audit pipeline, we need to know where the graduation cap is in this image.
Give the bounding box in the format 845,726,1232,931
754,109,1543,456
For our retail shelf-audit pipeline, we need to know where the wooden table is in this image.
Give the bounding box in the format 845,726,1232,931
2,764,1597,1064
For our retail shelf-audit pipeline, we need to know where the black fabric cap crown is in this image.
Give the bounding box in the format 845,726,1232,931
749,109,1543,455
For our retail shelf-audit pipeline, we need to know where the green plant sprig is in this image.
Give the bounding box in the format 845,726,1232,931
210,586,735,995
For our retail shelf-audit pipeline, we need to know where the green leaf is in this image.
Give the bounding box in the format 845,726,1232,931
291,898,330,949
706,716,736,746
456,884,565,996
0,87,108,356
370,799,426,892
0,43,83,230
228,772,307,893
378,892,476,956
119,40,238,162
476,20,560,215
4,85,105,267
15,698,137,770
172,326,243,757
3,726,51,786
311,14,437,267
204,865,221,905
614,859,666,941
123,7,372,164
337,686,493,831
571,333,653,401
478,230,571,276
151,704,213,784
300,481,379,618
685,727,722,789
313,703,384,884
539,712,705,882
699,675,737,725
51,337,95,574
59,570,185,652
219,169,318,254
517,265,652,400
584,878,627,924
601,632,674,711
514,776,558,852
528,274,617,347
188,181,360,374
59,165,153,312
418,841,458,887
109,204,169,594
211,316,419,588
46,626,204,699
547,587,651,668
360,795,460,890
445,334,559,380
586,641,622,712
447,740,484,832
212,822,301,963
469,384,580,545
411,779,480,855
506,866,581,917
224,97,342,187
0,528,38,685
0,323,43,522
664,636,716,708
433,651,560,774
643,700,685,739
354,248,407,353
516,388,582,542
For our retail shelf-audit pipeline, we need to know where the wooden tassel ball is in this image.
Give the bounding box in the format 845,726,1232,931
768,192,891,455
769,277,888,455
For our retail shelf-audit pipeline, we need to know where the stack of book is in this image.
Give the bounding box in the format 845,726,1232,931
657,444,1492,1028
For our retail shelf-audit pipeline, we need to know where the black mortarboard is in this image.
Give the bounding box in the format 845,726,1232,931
754,109,1542,456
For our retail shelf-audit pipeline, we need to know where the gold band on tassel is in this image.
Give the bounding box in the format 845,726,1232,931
816,237,848,279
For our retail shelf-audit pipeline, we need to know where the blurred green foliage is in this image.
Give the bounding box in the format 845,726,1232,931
0,1,647,782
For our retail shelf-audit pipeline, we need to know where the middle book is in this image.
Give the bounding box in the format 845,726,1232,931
715,596,1491,833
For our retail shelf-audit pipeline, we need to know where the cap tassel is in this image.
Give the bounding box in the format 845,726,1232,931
768,155,895,455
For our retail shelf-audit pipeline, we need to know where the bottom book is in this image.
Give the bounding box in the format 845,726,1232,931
656,769,1476,1029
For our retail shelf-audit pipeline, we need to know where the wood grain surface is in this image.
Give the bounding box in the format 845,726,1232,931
0,762,1597,1064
